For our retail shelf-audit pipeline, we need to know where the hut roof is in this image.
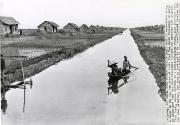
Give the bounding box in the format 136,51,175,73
49,21,59,27
89,25,98,30
96,25,103,31
0,16,19,25
65,23,79,29
80,24,88,29
159,25,165,28
38,21,59,28
96,25,101,28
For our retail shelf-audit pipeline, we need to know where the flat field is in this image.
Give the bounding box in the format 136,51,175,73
130,29,166,101
1,29,124,83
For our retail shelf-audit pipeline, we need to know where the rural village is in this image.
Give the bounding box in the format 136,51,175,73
0,16,125,82
2,0,180,124
1,16,165,117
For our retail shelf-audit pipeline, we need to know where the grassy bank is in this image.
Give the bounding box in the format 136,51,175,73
1,29,124,84
130,29,166,101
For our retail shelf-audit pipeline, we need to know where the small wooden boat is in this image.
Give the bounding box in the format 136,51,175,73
108,70,130,79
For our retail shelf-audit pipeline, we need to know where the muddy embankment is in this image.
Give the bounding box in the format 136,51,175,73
130,29,166,101
4,33,120,84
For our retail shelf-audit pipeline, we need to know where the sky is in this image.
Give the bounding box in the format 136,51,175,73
0,0,178,28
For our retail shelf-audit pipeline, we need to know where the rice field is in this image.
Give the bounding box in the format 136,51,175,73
130,29,166,101
132,29,165,40
0,30,120,78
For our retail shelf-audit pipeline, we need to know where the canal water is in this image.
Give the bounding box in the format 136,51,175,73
2,30,166,125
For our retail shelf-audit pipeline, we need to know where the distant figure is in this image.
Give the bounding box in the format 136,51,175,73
1,54,5,72
1,54,7,114
1,54,5,84
1,54,6,98
19,29,23,36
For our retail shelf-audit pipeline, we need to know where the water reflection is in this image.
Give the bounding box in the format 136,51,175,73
107,73,130,95
1,85,8,114
1,77,33,114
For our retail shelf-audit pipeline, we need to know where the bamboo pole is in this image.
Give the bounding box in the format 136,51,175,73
21,61,26,113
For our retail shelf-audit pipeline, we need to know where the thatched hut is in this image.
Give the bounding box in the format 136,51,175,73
38,21,59,33
63,23,79,32
89,25,99,33
96,25,103,32
157,25,164,32
0,16,19,37
100,26,107,31
79,24,89,32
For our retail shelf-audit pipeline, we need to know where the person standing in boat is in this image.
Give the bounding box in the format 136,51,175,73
107,60,118,75
107,60,119,94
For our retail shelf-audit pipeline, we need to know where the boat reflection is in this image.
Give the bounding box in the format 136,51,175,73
107,73,130,95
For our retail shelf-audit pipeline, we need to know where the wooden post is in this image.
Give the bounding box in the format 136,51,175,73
21,61,26,112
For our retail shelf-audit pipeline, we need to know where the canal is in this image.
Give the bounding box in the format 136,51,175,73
2,30,166,125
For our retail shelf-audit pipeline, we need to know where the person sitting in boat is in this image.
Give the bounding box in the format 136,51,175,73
122,56,138,75
123,56,131,69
